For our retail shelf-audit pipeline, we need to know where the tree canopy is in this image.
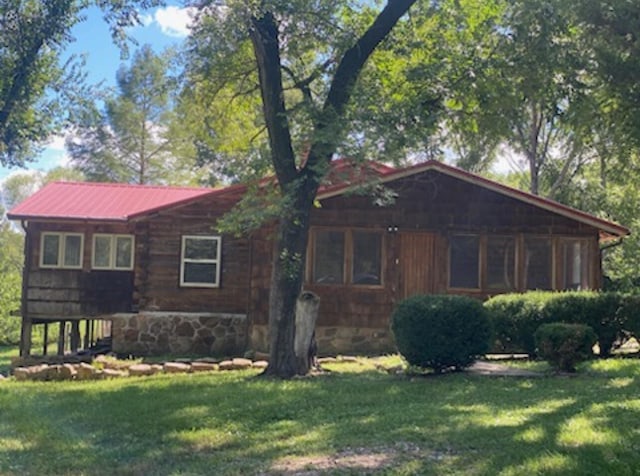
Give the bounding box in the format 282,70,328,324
0,0,163,168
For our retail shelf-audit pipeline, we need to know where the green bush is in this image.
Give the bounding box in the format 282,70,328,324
485,291,631,357
484,291,549,355
534,323,597,372
391,294,491,373
620,294,640,342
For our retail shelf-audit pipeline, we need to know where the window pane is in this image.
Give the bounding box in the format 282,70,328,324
487,236,516,290
561,240,588,290
42,235,60,266
524,237,552,290
63,235,82,267
450,235,479,288
183,262,216,284
352,232,381,285
313,231,344,284
115,236,133,268
94,236,111,268
185,237,218,260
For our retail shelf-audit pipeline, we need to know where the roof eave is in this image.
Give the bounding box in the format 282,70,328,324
317,161,631,240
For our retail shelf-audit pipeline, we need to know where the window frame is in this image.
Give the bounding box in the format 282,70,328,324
39,232,84,269
308,227,385,287
558,237,591,290
447,233,481,290
180,235,222,288
91,234,135,271
485,234,517,292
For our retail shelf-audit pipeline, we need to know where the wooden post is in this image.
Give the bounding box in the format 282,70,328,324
19,317,32,357
18,221,32,357
70,321,80,352
294,291,320,374
84,320,90,349
58,321,66,355
43,323,49,356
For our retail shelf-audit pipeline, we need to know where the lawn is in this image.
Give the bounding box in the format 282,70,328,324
1,356,639,475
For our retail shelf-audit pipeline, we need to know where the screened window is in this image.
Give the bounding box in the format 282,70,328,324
311,229,383,286
352,232,382,285
524,237,552,290
560,239,589,290
40,233,83,269
180,236,221,287
449,235,480,289
92,234,134,270
313,231,345,284
486,236,516,290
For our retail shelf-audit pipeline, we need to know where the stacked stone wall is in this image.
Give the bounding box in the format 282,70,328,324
250,324,395,356
111,312,247,356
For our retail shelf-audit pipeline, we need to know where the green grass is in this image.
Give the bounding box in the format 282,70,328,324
0,346,18,375
1,357,639,475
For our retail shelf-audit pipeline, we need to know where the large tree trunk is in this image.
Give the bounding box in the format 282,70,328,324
250,1,419,378
263,199,314,377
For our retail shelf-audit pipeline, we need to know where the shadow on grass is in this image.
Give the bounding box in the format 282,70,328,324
0,365,639,475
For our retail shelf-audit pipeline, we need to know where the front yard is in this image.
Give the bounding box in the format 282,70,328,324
0,353,639,475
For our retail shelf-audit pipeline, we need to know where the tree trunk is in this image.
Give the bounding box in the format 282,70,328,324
294,291,320,373
263,197,314,377
250,1,419,378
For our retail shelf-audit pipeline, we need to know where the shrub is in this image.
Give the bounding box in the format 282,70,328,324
484,292,550,355
391,294,491,373
485,291,630,357
534,322,597,372
620,294,640,342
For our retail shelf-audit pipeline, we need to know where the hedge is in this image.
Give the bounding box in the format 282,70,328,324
485,291,638,357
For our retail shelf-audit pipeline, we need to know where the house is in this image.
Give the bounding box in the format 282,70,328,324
8,160,630,358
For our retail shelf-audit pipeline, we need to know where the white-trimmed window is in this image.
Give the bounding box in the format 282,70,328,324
92,234,135,270
40,232,84,269
180,236,221,288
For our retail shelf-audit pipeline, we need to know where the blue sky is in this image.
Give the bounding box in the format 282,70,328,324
0,2,192,181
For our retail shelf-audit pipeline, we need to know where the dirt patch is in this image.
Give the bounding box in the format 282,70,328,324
266,443,452,475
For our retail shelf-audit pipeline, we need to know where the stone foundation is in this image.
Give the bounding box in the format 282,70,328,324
250,324,396,356
111,312,247,356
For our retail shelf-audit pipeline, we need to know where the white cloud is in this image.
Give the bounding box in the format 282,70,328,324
44,134,66,152
152,6,195,38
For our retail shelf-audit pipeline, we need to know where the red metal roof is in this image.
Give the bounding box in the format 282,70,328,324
7,159,630,240
7,181,221,222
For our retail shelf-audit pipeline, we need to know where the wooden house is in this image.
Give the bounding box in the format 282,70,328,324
8,160,630,357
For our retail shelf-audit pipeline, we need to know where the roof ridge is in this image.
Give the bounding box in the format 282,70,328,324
50,181,215,192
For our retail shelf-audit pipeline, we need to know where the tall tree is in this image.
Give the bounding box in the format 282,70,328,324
0,0,163,168
439,0,592,196
68,45,204,185
188,0,419,377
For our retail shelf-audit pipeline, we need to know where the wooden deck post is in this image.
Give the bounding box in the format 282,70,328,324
58,321,66,355
19,316,32,357
43,323,49,355
70,321,80,352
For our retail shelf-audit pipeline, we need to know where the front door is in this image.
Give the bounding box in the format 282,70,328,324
398,232,436,299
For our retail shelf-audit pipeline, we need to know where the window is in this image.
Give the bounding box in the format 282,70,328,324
40,232,84,269
352,231,382,285
92,234,134,270
313,230,344,284
560,239,589,290
524,237,552,290
486,236,516,290
311,229,383,286
180,236,221,287
449,235,480,289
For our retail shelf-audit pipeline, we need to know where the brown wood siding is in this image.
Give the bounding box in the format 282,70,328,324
24,222,135,319
134,196,251,314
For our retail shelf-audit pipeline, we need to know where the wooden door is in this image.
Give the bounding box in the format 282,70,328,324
398,232,436,299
